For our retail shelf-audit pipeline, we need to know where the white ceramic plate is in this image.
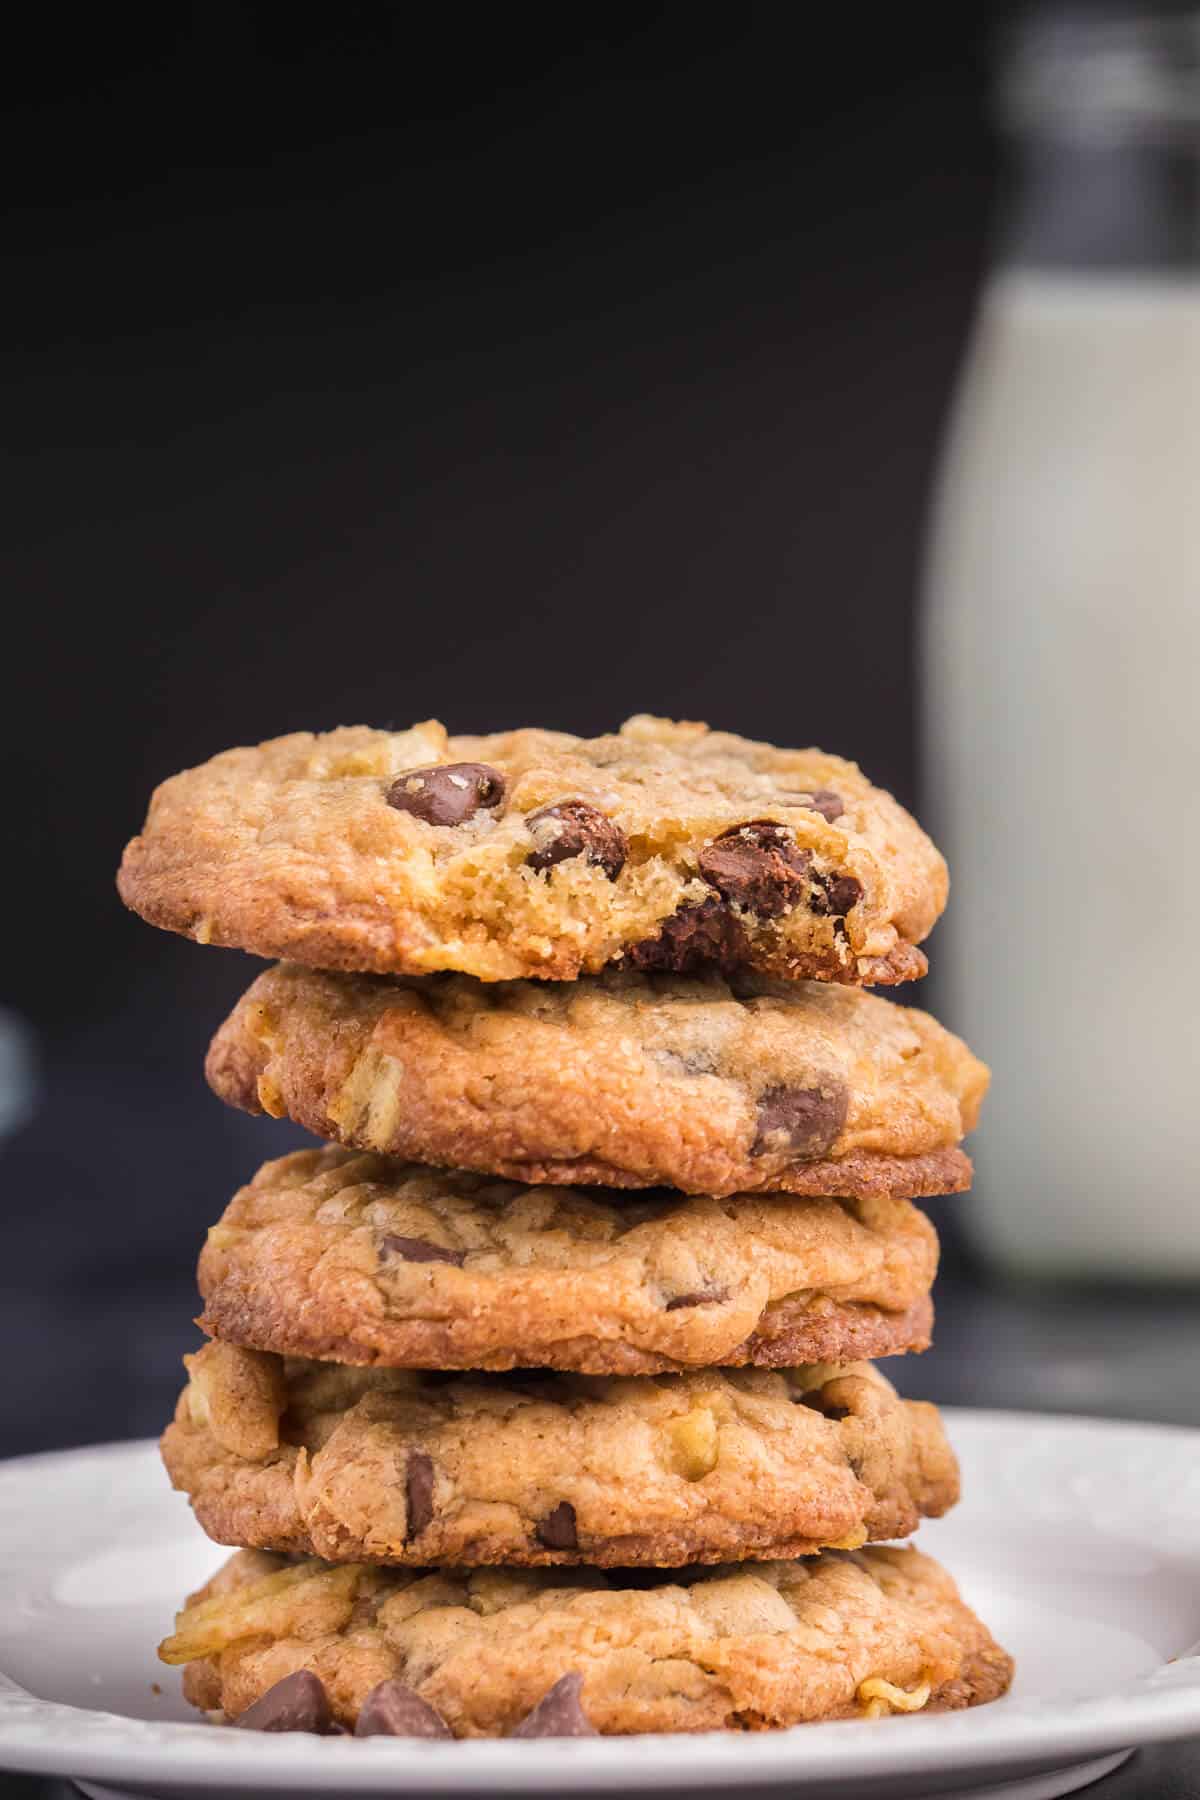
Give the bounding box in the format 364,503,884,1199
1,1410,1199,1800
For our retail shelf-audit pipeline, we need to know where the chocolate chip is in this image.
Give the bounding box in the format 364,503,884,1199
527,801,627,880
698,821,811,919
406,1451,435,1539
234,1670,334,1735
625,898,748,974
751,1081,849,1159
665,1285,729,1311
380,1234,466,1267
805,788,844,823
386,762,506,826
535,1501,578,1550
810,870,863,916
355,1679,453,1739
510,1672,597,1739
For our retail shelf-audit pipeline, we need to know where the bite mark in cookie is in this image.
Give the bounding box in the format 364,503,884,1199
117,715,947,984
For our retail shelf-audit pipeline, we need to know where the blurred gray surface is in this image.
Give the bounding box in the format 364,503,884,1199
894,1275,1200,1429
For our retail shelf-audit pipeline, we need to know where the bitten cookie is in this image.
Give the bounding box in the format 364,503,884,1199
208,965,986,1200
118,716,946,985
161,1545,1012,1735
163,1347,958,1567
198,1149,938,1374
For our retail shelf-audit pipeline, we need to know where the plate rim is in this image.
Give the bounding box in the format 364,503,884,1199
1,1407,1199,1791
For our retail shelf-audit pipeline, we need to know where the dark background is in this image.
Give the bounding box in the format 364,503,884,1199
2,5,1008,1456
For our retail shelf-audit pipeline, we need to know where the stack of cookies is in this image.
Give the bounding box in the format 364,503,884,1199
117,714,1013,1739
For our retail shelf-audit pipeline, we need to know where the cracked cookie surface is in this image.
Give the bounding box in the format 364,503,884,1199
118,716,946,985
208,965,986,1200
198,1148,938,1374
162,1544,1012,1735
163,1347,958,1567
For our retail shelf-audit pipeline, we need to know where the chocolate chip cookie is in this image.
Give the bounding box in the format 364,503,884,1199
198,1148,937,1374
162,1544,1012,1735
163,1345,958,1567
208,964,986,1200
117,716,946,985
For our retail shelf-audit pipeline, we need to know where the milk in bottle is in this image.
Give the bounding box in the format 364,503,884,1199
921,9,1200,1276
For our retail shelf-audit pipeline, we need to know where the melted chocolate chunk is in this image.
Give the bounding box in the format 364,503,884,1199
751,1082,849,1159
355,1679,453,1739
805,788,844,823
510,1671,597,1739
234,1670,334,1735
664,1285,729,1311
406,1451,435,1539
698,821,812,919
527,801,627,880
535,1501,578,1550
380,1235,466,1267
810,870,863,916
625,898,749,974
386,762,506,826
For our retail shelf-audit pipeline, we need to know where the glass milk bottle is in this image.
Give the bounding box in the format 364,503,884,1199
921,9,1200,1278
